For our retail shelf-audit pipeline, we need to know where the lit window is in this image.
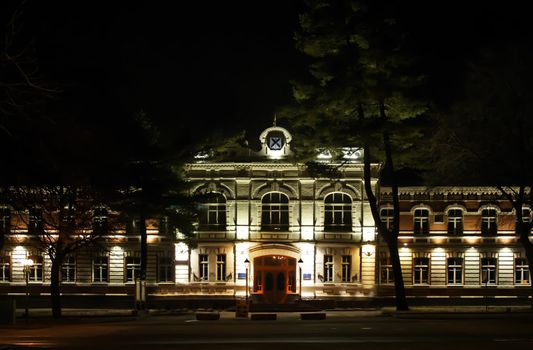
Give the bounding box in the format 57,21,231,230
261,192,289,231
447,257,463,285
324,193,352,232
522,208,532,224
199,193,226,230
61,256,76,282
414,208,429,235
28,255,43,282
199,254,209,281
158,254,173,282
481,257,497,285
93,254,108,282
216,254,226,281
125,254,141,282
481,209,497,236
380,208,394,230
323,255,333,282
380,254,394,284
515,257,530,285
0,254,10,282
447,209,463,235
341,255,352,282
413,257,429,285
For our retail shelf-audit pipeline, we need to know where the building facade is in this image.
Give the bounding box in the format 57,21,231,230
0,126,531,304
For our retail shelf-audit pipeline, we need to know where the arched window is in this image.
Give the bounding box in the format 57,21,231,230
413,208,429,235
199,192,226,230
481,208,497,236
324,193,352,232
447,209,463,235
261,192,289,231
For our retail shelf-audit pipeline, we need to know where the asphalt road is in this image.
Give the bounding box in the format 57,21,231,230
1,312,533,350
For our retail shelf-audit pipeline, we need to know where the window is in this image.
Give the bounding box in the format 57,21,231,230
0,254,10,282
0,207,10,235
413,208,429,235
481,208,497,236
324,193,352,232
61,256,76,282
199,193,226,230
481,257,497,285
341,255,351,282
380,208,394,230
447,209,463,235
28,208,43,234
159,216,174,236
158,255,173,282
93,255,108,282
380,254,394,284
447,257,463,285
261,192,289,231
125,255,141,282
216,254,226,281
515,257,530,285
126,218,141,235
28,255,43,282
413,257,429,285
522,208,532,224
93,206,108,235
199,254,209,281
323,255,333,282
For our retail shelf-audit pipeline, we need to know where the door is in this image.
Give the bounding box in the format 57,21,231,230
253,255,296,304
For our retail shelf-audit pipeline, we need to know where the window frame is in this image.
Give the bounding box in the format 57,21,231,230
199,192,227,231
380,208,394,230
323,255,333,282
216,254,226,281
413,208,430,235
125,254,141,282
341,255,352,283
515,257,530,285
61,255,76,283
199,254,209,281
447,209,464,235
324,193,353,232
481,208,498,236
413,257,430,285
261,192,289,231
28,254,44,282
481,257,497,285
447,257,463,285
379,255,394,285
0,254,10,282
158,254,174,283
93,254,109,283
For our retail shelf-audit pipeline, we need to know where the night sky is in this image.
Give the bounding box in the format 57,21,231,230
3,0,533,155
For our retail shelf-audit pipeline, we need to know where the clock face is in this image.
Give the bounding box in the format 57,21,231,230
268,136,284,150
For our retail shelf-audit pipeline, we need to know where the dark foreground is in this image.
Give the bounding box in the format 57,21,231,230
1,310,533,350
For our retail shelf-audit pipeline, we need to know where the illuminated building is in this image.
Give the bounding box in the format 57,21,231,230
0,125,530,304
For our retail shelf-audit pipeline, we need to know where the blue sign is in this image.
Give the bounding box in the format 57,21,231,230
237,273,247,280
303,273,312,280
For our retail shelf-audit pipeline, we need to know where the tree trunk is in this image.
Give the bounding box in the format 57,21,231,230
50,258,62,318
363,143,409,311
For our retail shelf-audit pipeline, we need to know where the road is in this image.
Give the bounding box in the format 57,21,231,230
1,311,533,349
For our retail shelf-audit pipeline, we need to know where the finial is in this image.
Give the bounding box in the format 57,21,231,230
273,113,277,127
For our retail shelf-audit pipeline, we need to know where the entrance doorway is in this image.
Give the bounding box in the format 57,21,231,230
253,255,296,304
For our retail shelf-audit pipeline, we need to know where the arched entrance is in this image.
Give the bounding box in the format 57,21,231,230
253,255,297,304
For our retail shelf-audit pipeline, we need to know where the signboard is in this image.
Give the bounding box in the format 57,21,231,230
303,273,312,280
237,273,247,280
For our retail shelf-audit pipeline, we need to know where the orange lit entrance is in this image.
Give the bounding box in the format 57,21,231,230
253,255,297,304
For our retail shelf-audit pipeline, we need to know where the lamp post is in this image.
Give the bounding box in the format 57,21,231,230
23,258,34,319
298,258,303,302
244,258,250,303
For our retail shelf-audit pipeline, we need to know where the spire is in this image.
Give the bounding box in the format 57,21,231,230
273,113,277,127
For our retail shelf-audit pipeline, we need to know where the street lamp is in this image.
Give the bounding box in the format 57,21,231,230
22,258,34,319
244,258,250,303
298,258,303,302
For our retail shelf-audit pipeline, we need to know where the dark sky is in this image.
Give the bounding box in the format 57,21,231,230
5,0,533,150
